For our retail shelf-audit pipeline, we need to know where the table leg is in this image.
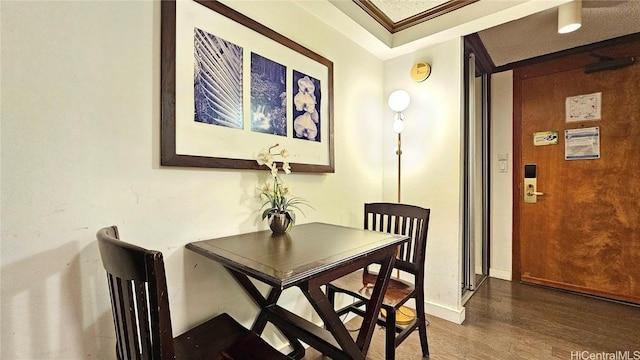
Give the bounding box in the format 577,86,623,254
356,253,395,355
252,287,282,333
301,285,364,360
301,249,397,359
226,268,306,359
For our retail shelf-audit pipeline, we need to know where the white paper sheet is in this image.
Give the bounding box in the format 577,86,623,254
565,127,600,160
566,92,601,122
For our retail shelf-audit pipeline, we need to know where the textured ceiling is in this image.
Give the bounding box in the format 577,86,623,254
369,0,450,22
332,0,640,65
478,0,640,66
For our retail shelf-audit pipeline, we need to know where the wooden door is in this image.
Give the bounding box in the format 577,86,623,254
513,40,640,304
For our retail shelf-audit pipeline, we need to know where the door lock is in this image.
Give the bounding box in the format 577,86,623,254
524,164,544,203
526,184,545,197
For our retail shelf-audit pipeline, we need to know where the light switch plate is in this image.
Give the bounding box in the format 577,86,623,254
499,160,508,173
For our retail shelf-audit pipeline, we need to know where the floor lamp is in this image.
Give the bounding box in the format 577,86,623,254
387,89,415,325
388,90,410,203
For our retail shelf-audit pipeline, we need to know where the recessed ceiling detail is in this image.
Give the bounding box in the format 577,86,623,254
307,0,640,63
353,0,479,33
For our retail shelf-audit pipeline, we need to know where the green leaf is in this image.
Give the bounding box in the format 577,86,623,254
261,208,273,220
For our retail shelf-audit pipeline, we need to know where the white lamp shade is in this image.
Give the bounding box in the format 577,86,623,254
558,0,582,34
388,90,411,112
393,113,405,133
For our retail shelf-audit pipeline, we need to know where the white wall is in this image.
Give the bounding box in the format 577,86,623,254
0,1,385,358
383,38,466,323
489,70,514,280
1,0,494,356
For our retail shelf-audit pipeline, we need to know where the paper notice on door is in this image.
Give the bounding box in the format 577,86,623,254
566,92,601,122
565,127,600,160
533,131,558,146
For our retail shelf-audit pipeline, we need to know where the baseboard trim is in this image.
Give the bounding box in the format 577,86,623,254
425,301,466,324
489,268,512,281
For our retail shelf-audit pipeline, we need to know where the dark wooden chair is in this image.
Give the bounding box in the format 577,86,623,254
97,225,292,360
327,203,430,359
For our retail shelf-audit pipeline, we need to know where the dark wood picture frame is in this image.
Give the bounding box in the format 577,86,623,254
161,0,335,173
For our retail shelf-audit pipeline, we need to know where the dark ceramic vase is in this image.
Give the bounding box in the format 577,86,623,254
268,213,290,234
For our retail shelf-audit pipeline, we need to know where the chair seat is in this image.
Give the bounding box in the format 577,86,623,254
329,269,416,308
174,312,288,360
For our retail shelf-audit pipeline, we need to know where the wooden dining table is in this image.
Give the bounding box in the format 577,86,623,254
185,222,409,360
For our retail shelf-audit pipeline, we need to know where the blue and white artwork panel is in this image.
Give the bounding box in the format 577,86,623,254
292,70,321,142
193,28,243,129
250,53,286,136
174,0,330,166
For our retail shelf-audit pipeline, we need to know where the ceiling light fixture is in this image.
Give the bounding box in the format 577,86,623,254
558,0,582,34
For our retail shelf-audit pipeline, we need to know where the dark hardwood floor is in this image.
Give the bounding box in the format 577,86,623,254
303,278,640,359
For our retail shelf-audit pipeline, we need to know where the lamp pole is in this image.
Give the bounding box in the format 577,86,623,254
388,89,415,325
389,90,408,203
397,133,402,203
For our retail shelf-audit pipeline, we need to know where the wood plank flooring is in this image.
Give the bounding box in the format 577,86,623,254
303,278,640,359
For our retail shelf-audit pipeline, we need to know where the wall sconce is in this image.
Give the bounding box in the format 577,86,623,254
387,90,410,203
558,0,582,34
411,62,432,83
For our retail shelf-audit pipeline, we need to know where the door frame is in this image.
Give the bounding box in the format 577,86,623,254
462,34,494,297
511,69,523,282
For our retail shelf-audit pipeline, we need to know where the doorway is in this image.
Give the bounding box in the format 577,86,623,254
462,38,491,300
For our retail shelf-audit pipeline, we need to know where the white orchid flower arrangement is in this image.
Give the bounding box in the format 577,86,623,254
256,144,311,228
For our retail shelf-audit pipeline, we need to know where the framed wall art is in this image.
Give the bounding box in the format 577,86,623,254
161,0,335,173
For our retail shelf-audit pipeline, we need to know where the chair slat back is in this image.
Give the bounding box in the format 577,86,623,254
364,203,430,278
97,226,175,360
